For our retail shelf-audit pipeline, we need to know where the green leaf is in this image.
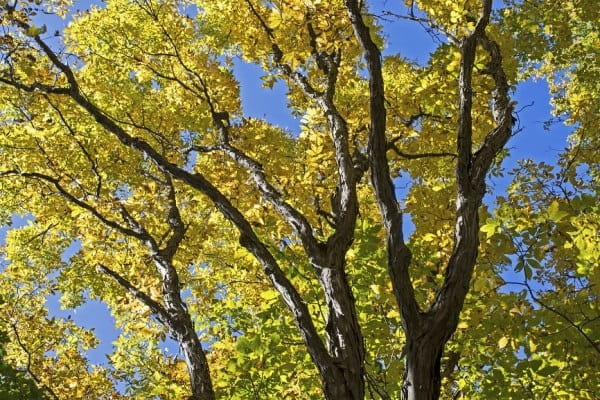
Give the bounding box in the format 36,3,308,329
547,200,569,222
524,264,532,280
25,24,47,37
481,219,499,238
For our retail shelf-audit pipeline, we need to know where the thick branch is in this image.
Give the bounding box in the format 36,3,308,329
455,0,492,194
160,175,187,260
344,0,420,327
431,0,506,327
471,33,514,186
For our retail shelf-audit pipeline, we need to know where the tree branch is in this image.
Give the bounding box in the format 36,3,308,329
430,0,506,330
44,96,103,199
160,175,187,260
506,281,600,355
344,0,420,327
388,143,457,160
96,263,170,324
0,170,143,240
471,33,514,186
0,76,71,94
10,323,60,400
9,29,334,382
217,142,324,258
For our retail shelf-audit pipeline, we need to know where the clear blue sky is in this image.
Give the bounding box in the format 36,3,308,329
1,0,572,382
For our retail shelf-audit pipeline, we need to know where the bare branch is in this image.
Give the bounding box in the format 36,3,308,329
388,143,457,160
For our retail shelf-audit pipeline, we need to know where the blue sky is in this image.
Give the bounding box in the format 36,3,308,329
1,0,574,384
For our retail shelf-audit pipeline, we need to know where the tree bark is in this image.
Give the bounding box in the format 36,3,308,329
317,262,365,400
168,311,215,400
402,334,445,400
344,1,513,399
96,260,215,400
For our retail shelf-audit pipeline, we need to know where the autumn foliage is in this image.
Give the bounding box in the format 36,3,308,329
0,0,598,399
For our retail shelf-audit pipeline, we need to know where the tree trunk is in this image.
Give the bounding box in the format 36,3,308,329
402,334,445,400
155,256,216,400
317,264,365,400
170,313,215,400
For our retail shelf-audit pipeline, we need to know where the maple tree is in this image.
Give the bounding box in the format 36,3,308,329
0,0,598,399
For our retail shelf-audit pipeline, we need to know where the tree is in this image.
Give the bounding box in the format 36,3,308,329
0,0,597,399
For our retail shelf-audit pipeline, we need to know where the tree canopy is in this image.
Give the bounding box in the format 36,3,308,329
0,0,598,399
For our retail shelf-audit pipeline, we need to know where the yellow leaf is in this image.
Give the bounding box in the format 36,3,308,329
260,290,279,301
498,336,509,349
529,338,537,352
370,284,381,295
422,233,437,242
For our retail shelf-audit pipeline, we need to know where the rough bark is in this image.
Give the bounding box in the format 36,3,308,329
403,334,445,400
96,260,215,400
345,0,513,398
153,255,215,400
316,257,365,400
